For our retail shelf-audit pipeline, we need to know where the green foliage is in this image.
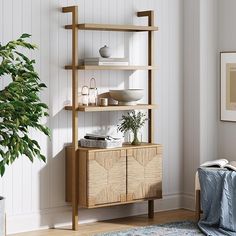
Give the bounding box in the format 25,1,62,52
0,34,50,176
117,110,148,134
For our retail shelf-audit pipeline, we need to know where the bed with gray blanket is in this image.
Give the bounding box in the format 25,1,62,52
198,168,236,235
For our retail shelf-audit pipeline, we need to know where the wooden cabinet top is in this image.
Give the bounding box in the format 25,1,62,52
74,143,162,152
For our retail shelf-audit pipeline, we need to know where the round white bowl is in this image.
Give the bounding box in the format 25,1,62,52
109,89,144,105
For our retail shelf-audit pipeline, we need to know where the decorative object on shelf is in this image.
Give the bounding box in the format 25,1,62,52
98,92,118,105
0,34,50,236
117,111,148,145
124,130,132,143
81,86,89,106
221,52,236,122
80,138,123,149
109,89,144,105
89,78,98,106
83,57,129,66
99,45,112,58
128,130,142,144
79,133,123,149
99,97,108,107
78,91,82,105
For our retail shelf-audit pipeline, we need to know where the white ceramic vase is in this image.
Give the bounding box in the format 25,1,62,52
0,197,5,236
99,45,112,58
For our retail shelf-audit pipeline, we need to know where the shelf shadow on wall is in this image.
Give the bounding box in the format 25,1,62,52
38,108,71,229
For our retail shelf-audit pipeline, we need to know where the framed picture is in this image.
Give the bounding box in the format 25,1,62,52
221,52,236,121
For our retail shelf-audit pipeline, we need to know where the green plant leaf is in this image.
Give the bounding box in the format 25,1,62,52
0,164,5,177
117,110,148,136
0,34,50,176
20,33,31,38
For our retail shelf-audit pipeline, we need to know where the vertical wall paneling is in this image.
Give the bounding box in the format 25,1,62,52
2,0,14,216
91,0,101,134
161,0,170,195
154,0,163,192
49,0,60,208
31,0,42,212
84,0,93,137
199,0,218,164
78,0,85,139
11,0,23,215
39,0,51,210
183,0,218,207
100,0,110,135
21,0,33,214
108,0,118,135
183,0,201,199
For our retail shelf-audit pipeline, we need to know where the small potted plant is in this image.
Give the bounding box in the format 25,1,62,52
117,110,148,145
0,34,50,236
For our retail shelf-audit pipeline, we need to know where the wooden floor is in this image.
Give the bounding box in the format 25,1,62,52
11,209,195,236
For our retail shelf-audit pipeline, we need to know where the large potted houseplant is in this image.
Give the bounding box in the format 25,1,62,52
0,34,50,236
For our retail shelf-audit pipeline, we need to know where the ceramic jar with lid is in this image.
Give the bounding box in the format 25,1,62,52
99,45,112,58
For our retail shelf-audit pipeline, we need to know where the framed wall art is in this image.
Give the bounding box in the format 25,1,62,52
221,52,236,121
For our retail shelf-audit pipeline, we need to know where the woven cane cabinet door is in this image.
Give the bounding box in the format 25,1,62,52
79,149,127,208
127,145,162,201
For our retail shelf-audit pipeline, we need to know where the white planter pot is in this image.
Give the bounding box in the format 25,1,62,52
0,197,5,236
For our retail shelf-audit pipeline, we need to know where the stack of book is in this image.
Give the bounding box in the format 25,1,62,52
82,58,129,66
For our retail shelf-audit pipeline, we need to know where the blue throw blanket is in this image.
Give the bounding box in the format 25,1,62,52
198,168,236,236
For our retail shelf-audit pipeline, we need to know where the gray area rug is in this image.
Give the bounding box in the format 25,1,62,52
95,221,204,236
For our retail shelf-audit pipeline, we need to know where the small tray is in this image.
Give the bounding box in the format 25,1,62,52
79,138,123,149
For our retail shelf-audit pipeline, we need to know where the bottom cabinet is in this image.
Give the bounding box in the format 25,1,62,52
66,144,162,208
127,146,162,201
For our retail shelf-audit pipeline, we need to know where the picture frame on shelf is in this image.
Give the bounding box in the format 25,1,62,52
221,51,236,122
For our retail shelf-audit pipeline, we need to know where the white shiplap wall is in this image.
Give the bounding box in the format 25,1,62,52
0,0,184,233
183,0,218,206
183,0,201,204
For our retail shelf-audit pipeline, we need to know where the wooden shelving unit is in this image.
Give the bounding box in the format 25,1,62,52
64,104,158,112
62,5,160,231
77,142,160,151
65,65,158,70
65,23,158,32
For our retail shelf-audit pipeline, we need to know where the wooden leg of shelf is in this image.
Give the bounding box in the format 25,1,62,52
72,210,78,230
71,5,79,231
148,200,154,218
71,148,78,230
195,190,201,221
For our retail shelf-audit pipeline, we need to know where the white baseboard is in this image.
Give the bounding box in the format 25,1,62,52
182,193,195,210
7,193,188,234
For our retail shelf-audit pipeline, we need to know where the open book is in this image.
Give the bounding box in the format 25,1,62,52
200,159,236,171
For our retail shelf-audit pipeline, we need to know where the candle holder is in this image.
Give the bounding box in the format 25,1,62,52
81,85,89,106
89,78,98,106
